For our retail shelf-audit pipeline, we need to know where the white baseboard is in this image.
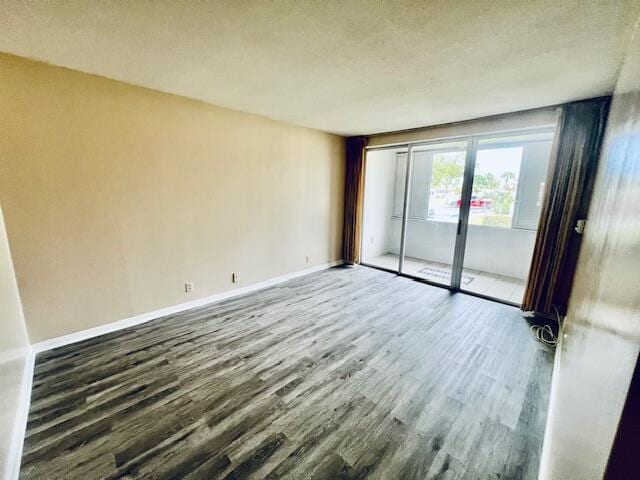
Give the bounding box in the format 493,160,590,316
4,348,35,480
32,260,344,354
537,328,563,480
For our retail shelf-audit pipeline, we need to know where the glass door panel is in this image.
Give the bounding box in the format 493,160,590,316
460,130,555,303
361,146,408,272
400,140,469,286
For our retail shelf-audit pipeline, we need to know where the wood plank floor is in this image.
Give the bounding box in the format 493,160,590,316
21,266,553,479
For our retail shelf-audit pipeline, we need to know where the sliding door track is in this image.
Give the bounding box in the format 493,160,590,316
359,262,520,309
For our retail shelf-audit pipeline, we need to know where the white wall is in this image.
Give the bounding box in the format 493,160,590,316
464,225,536,278
0,205,30,480
388,219,536,279
361,149,398,260
387,218,536,280
0,207,28,358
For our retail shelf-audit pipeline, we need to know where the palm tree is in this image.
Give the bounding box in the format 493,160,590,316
501,171,517,191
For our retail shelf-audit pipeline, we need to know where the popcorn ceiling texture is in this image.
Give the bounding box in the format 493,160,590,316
0,0,638,135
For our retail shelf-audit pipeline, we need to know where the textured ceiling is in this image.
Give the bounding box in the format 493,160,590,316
1,0,638,135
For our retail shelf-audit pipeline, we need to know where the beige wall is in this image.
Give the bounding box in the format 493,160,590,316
0,53,345,343
539,16,640,480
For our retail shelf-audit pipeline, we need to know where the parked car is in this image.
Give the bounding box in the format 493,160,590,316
456,195,493,208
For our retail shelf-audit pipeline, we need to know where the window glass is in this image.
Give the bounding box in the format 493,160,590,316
427,150,466,223
468,146,523,228
391,141,467,223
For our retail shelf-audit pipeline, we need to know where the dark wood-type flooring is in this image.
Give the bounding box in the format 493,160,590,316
21,266,553,479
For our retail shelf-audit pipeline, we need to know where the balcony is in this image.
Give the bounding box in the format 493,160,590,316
365,252,526,304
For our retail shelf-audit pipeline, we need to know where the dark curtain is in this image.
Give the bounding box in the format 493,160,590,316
522,97,610,315
342,136,367,264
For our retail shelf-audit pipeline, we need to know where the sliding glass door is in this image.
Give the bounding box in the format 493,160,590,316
460,130,555,303
361,127,556,305
400,140,469,286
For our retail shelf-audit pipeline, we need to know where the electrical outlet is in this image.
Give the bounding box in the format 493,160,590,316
232,273,239,283
184,282,194,293
305,256,309,264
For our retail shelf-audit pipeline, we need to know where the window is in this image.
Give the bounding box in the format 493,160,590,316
390,132,553,230
470,133,553,230
426,150,466,223
468,146,524,228
392,143,467,222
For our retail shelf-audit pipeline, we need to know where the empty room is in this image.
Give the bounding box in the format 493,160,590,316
1,1,639,479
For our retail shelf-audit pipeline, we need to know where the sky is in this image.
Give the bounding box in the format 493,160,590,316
475,147,523,178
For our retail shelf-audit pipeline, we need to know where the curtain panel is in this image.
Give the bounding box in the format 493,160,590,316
522,97,610,315
342,136,367,264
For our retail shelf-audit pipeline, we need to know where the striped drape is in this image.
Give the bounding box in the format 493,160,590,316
342,136,367,264
522,97,610,315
